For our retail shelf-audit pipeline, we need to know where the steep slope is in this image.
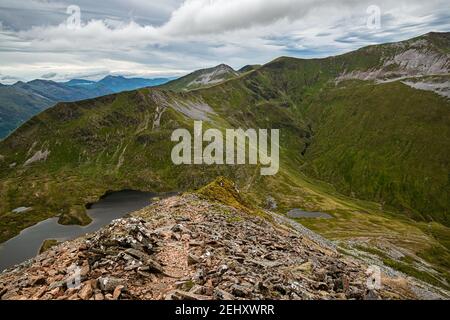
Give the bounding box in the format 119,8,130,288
0,85,52,138
0,32,449,289
0,76,172,139
335,32,449,82
1,179,447,300
162,64,239,92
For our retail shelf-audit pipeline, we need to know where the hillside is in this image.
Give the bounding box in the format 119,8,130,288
0,179,447,300
0,76,172,139
162,64,240,91
0,32,449,290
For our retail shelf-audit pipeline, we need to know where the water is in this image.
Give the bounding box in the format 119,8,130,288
0,190,175,271
287,209,333,219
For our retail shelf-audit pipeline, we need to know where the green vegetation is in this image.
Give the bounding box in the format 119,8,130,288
197,176,272,221
39,239,59,254
383,257,449,290
197,176,250,212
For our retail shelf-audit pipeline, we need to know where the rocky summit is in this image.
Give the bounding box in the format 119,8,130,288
0,179,446,300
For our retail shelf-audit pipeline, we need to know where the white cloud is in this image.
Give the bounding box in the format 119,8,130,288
0,0,449,83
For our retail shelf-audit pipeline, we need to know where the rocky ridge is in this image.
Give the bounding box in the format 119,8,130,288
0,179,446,300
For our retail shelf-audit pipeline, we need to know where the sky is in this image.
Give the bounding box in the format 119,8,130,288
0,0,449,84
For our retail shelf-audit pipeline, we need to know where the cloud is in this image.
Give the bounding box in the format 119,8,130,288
41,72,58,79
0,0,449,83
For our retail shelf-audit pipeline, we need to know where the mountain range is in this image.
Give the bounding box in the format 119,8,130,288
0,32,449,290
0,76,173,139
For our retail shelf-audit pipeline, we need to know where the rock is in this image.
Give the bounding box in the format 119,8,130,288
31,287,47,300
293,261,313,273
48,280,66,290
104,293,113,300
231,284,252,298
29,275,46,286
165,290,211,300
214,288,235,300
112,285,124,300
171,224,184,232
49,287,61,298
68,293,79,300
144,258,165,274
80,263,90,278
98,277,125,293
364,290,379,300
124,248,151,262
265,196,277,210
94,292,104,300
217,264,228,275
187,253,201,265
78,282,93,300
0,287,7,299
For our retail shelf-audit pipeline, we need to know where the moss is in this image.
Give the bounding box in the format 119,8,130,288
226,216,243,223
196,176,252,213
39,239,59,254
196,177,273,221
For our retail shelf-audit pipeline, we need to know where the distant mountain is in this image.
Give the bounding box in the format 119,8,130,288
96,75,171,93
161,64,239,91
0,76,173,138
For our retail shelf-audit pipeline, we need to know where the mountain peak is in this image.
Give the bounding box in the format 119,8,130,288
162,64,239,92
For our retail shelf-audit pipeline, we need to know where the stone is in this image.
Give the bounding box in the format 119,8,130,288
124,248,151,262
78,282,93,300
112,285,124,300
231,284,252,298
0,287,7,299
214,288,235,300
31,287,47,300
94,292,104,300
171,224,184,232
291,261,313,275
165,290,211,300
49,287,61,297
29,275,46,286
98,277,125,293
48,280,66,290
217,264,228,275
187,254,200,265
104,293,113,300
364,290,379,300
144,258,165,274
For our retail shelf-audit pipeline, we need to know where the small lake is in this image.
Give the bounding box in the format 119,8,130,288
0,190,176,271
287,209,333,219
